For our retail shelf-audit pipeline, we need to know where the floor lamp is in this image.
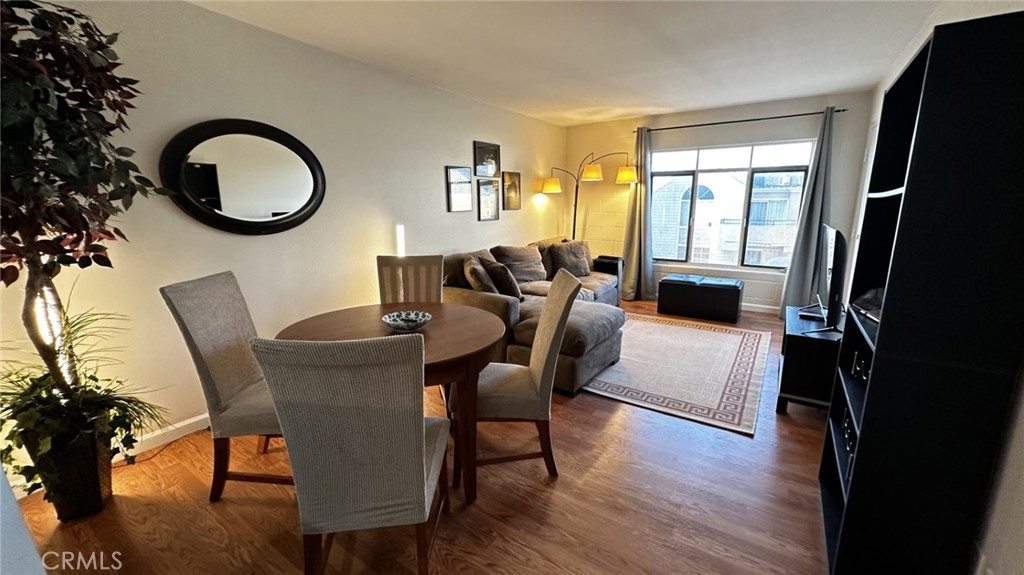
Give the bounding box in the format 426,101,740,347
543,152,638,239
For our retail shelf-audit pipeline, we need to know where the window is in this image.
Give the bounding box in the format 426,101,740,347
650,141,813,268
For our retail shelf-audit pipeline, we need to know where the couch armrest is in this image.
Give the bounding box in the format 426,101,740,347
442,286,520,332
593,255,624,305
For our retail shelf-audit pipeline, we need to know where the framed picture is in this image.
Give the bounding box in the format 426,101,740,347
477,179,499,221
473,141,500,178
502,171,521,210
445,166,472,212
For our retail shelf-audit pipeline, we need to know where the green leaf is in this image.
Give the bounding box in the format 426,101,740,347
77,255,93,268
114,147,134,157
85,243,107,253
93,254,112,268
133,175,154,187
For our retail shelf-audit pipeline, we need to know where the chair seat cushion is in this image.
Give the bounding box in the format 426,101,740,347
213,382,282,438
452,363,549,421
423,416,449,516
514,298,626,357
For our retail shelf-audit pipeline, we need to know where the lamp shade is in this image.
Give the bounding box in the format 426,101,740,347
580,163,603,181
542,177,563,193
615,166,639,184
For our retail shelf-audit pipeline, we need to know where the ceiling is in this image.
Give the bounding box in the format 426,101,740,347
194,1,942,127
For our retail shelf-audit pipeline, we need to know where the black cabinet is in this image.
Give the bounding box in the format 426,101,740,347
819,12,1024,574
776,306,843,414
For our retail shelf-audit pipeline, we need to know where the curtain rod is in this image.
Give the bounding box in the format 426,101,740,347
647,108,848,133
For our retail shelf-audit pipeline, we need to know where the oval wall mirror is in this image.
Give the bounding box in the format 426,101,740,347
160,119,326,235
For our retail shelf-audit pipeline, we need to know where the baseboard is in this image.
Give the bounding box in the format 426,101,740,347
112,413,210,463
8,413,210,500
741,303,779,314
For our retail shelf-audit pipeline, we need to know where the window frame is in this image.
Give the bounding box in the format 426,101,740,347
740,165,810,269
649,141,813,269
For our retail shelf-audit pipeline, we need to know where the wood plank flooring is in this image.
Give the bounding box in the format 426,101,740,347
18,304,829,575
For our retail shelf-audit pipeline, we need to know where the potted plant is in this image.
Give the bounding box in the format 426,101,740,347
1,1,167,519
1,304,165,520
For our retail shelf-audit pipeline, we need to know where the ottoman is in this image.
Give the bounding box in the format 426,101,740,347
657,274,744,323
506,297,626,396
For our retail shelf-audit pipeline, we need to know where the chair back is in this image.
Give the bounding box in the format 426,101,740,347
529,269,583,402
249,334,429,534
377,255,443,304
160,271,264,418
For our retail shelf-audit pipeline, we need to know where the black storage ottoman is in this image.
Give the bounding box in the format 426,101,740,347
657,274,744,323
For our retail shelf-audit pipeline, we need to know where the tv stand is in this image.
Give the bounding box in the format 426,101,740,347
776,306,844,414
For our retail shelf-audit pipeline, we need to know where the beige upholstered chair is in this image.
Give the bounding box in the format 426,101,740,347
377,255,444,304
250,334,448,575
160,271,291,501
452,269,582,482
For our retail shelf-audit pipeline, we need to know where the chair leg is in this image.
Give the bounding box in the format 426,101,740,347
536,420,558,478
303,534,323,575
257,435,271,454
440,452,450,513
451,431,461,489
211,437,230,502
415,522,429,575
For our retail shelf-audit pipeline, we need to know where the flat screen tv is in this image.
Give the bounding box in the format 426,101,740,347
817,223,847,329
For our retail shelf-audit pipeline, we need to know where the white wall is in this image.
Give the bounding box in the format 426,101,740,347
0,1,566,447
564,92,872,312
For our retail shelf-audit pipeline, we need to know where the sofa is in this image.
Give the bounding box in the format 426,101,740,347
442,237,627,396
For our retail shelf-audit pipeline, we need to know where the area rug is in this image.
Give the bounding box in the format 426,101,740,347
584,313,770,436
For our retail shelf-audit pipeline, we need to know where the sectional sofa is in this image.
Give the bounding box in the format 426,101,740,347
442,237,627,395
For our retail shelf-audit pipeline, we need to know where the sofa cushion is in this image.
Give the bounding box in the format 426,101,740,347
490,245,547,283
514,297,626,357
481,259,523,301
443,249,495,288
464,256,498,293
519,281,595,301
548,241,591,277
578,271,618,302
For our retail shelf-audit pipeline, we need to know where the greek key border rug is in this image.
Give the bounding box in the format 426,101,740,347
584,313,770,436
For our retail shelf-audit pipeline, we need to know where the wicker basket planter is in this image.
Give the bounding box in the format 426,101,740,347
23,430,113,521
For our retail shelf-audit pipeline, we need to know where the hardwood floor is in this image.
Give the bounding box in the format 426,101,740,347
19,305,829,575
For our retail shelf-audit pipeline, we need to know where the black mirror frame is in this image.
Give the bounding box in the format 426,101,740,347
159,119,326,235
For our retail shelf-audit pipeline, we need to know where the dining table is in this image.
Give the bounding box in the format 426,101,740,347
275,301,505,504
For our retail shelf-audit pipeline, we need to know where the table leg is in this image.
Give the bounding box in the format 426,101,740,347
458,371,479,504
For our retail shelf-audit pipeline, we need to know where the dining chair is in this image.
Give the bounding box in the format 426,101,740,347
160,271,292,501
450,268,581,484
377,255,444,304
249,334,449,575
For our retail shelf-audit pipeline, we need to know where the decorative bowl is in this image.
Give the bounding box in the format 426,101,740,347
382,310,432,332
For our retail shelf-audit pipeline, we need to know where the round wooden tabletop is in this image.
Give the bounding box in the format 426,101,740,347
275,302,505,366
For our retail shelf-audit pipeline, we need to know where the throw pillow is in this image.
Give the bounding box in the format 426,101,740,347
549,241,591,277
481,259,524,301
490,245,548,283
464,256,498,293
529,236,567,280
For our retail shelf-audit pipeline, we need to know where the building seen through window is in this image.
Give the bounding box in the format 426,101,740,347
650,141,813,268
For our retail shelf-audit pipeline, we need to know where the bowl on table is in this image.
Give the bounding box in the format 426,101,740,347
381,310,432,332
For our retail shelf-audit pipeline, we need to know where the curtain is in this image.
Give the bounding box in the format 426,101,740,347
622,127,655,301
779,106,836,317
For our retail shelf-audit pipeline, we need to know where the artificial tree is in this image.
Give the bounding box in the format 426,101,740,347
0,1,167,518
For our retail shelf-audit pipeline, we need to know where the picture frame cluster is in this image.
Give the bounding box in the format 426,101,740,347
445,141,521,221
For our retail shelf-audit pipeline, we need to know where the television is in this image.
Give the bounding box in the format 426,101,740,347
817,224,847,330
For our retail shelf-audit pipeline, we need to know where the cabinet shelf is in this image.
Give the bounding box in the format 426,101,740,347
848,309,878,352
866,187,904,200
837,371,867,434
826,419,851,500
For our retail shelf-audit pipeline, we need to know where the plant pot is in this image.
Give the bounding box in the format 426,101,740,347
23,431,113,521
